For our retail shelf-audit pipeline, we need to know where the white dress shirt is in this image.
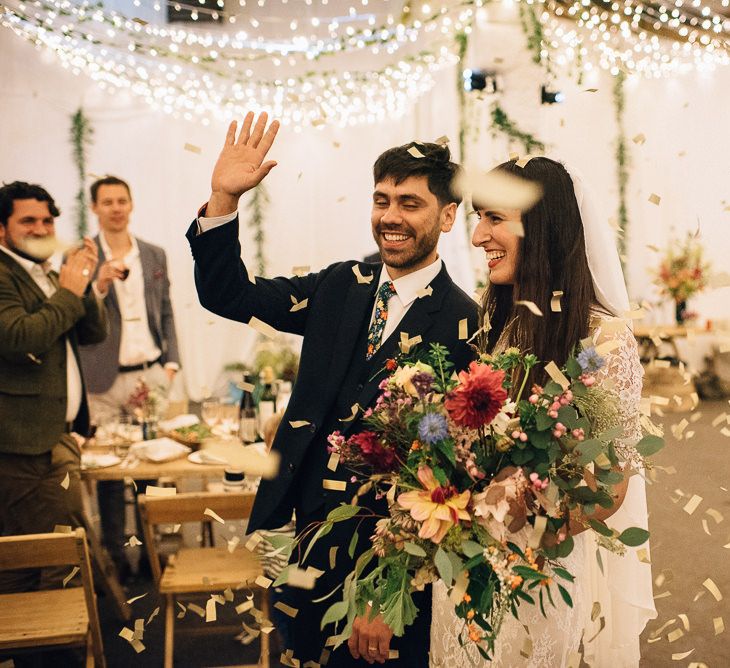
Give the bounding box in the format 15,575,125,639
0,245,82,422
197,208,443,339
98,233,162,367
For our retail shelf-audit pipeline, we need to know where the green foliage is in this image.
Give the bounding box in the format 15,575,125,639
490,104,546,155
613,72,629,270
69,108,93,239
247,182,269,276
636,434,664,457
618,527,650,546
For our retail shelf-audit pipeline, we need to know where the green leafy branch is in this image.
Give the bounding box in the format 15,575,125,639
490,104,546,155
613,72,629,272
69,108,93,238
247,182,269,276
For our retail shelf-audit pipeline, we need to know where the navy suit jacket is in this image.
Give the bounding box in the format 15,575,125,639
186,218,479,531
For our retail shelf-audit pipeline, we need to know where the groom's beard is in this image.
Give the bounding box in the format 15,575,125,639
373,222,440,270
7,235,57,262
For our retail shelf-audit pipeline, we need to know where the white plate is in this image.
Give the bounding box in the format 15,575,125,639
188,451,229,466
81,453,122,469
129,437,191,463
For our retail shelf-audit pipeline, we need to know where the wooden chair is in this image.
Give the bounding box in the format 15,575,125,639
0,528,105,667
138,491,270,668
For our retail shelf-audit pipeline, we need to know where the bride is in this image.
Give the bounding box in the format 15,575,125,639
430,157,656,667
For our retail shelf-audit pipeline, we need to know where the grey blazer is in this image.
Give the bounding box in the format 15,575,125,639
79,235,180,394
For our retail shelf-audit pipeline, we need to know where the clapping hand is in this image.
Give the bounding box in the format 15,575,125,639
95,260,128,295
59,237,98,297
207,111,280,217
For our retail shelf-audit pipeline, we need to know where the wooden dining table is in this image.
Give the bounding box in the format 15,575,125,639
80,437,267,620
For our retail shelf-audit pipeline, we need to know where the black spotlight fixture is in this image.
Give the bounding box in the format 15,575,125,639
541,85,565,105
463,69,498,94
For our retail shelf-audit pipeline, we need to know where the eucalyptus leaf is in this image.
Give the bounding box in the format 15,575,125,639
461,540,484,558
272,564,291,587
588,518,614,537
636,434,664,457
576,439,603,465
566,357,582,379
552,566,575,583
618,527,650,547
327,504,362,522
557,583,574,607
302,521,333,565
320,600,349,629
434,547,453,585
348,529,359,559
403,542,427,558
544,380,563,396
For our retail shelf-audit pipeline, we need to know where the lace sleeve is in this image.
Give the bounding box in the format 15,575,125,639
590,315,644,464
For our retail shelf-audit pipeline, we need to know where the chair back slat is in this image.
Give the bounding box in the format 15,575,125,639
0,531,81,570
138,492,256,526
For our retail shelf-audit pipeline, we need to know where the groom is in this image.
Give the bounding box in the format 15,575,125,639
186,112,478,666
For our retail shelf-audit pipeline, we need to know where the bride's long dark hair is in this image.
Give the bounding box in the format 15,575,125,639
480,158,596,384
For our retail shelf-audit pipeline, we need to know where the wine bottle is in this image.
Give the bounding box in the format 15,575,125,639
238,373,257,444
257,366,278,437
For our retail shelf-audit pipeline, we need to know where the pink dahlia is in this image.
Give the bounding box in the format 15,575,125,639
445,362,508,429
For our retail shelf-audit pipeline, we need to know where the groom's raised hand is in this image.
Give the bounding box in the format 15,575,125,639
348,607,393,665
207,111,280,216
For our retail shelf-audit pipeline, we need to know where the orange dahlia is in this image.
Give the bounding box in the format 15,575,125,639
445,362,507,429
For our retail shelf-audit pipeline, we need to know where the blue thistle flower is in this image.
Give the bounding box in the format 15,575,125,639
577,347,605,373
418,413,449,445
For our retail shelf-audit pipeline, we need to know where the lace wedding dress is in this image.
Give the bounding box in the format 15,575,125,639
430,314,657,667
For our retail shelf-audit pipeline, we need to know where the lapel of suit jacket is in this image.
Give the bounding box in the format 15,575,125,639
320,262,380,417
137,239,157,328
0,250,48,303
341,263,454,436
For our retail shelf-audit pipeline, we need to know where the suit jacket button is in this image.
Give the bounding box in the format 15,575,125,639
288,462,295,473
309,423,316,433
357,383,364,391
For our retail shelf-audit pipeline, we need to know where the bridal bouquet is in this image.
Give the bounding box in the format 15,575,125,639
309,343,662,659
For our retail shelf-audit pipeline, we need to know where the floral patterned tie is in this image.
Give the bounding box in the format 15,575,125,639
366,281,397,360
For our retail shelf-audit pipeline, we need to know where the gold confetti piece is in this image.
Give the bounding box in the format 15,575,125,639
290,297,309,313
329,546,338,569
327,452,340,472
714,617,725,635
721,428,730,438
60,472,70,489
288,566,318,590
433,135,450,146
520,635,533,659
54,525,72,534
650,618,677,638
595,339,620,356
236,600,255,615
648,193,661,206
302,662,320,668
322,479,347,491
352,265,373,285
650,395,670,406
184,143,202,154
590,602,601,622
227,536,240,554
515,300,543,316
653,359,671,369
654,591,672,600
134,618,144,639
458,318,469,340
407,146,426,159
247,316,278,339
506,219,525,237
417,285,433,298
205,597,217,623
679,614,690,631
145,485,176,497
667,628,684,642
528,515,547,549
255,575,273,588
683,495,702,515
289,420,311,428
703,578,723,601
119,627,135,642
245,533,263,552
125,535,143,547
706,508,724,524
388,650,399,659
274,601,299,618
454,167,543,210
399,333,423,354
339,404,360,422
633,133,646,145
170,523,181,533
671,649,695,660
127,593,148,604
702,519,711,535
550,291,563,312
515,155,537,169
545,361,570,390
147,607,160,626
204,507,226,525
292,265,310,276
132,17,148,25
62,566,79,588
583,88,599,93
187,603,205,617
637,547,651,563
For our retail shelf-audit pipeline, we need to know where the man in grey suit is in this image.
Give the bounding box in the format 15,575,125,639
79,175,180,581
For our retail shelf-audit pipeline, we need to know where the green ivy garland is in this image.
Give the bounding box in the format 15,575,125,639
247,183,269,276
455,30,470,165
490,104,546,155
612,72,629,270
70,108,93,238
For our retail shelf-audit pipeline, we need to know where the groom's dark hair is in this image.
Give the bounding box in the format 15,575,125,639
373,142,462,207
480,157,595,386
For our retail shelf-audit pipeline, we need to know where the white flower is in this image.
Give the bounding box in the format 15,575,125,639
391,362,435,397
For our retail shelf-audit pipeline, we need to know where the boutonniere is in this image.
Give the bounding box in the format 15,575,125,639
153,269,164,280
